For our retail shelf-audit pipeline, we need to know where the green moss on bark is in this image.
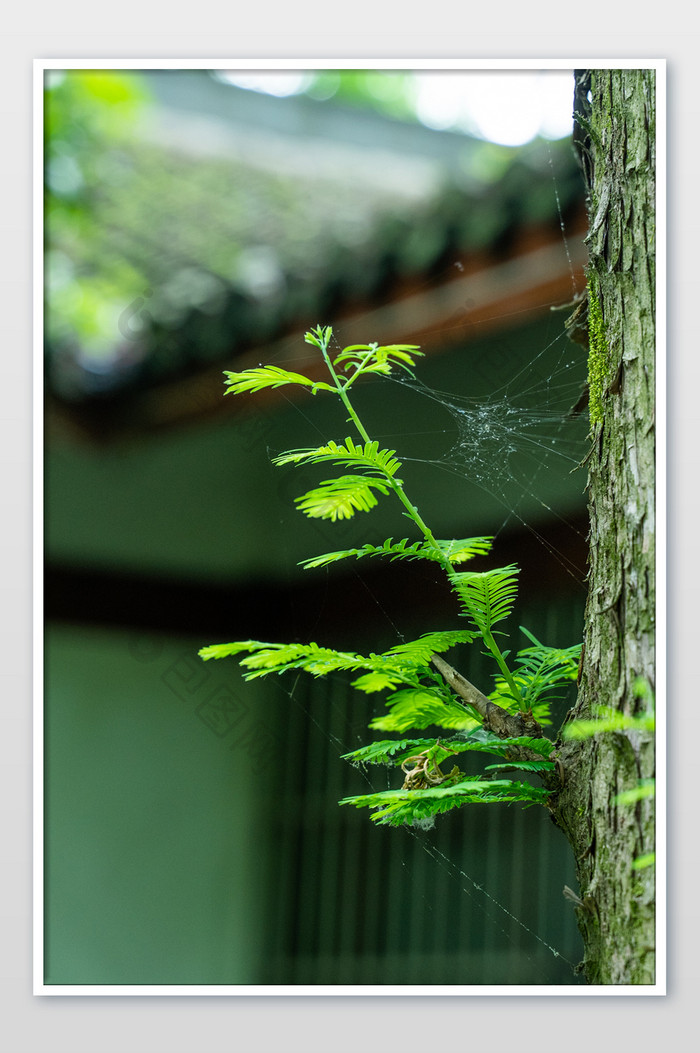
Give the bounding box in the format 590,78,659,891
586,273,610,426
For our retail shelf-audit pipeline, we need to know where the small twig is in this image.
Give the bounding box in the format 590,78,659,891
430,654,543,741
430,654,554,777
563,885,585,908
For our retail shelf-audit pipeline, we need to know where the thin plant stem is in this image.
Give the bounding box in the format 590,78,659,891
484,629,523,705
319,332,450,571
317,328,523,706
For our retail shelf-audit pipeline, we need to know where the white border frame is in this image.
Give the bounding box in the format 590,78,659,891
34,57,667,997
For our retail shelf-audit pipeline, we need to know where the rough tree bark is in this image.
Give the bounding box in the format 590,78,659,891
551,69,657,984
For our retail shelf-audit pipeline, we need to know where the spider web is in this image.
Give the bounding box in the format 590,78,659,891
303,310,590,598
385,326,589,574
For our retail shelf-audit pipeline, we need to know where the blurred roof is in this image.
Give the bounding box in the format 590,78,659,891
45,71,587,439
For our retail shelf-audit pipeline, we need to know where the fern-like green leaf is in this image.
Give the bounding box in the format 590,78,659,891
273,438,402,479
488,675,554,723
358,535,495,567
342,737,442,766
435,537,494,564
333,343,424,378
383,630,475,667
199,639,266,662
515,634,581,692
242,643,368,679
304,325,333,350
451,565,520,634
299,536,494,572
370,688,479,733
487,634,582,722
340,778,551,826
342,734,554,767
200,634,472,690
444,733,555,759
563,707,655,740
199,639,368,679
613,779,655,806
294,475,391,521
223,365,335,396
350,632,474,692
299,537,430,570
351,670,407,693
484,761,556,774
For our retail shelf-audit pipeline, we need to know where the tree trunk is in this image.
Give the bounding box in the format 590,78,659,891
551,69,657,985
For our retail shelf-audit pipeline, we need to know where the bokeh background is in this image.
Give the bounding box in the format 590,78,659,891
44,67,590,986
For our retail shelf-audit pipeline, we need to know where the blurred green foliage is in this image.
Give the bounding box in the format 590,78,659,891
304,70,418,121
43,69,428,387
45,71,152,369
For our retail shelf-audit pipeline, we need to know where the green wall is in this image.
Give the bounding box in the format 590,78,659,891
44,623,274,985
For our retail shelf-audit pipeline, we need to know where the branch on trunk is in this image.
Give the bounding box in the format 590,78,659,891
430,653,548,767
